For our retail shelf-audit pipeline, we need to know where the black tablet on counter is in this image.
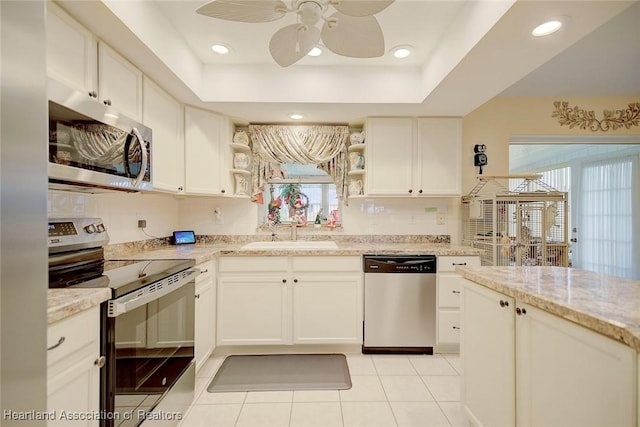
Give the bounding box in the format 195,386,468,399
173,230,196,245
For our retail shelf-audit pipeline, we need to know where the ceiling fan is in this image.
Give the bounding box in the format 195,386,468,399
196,0,395,67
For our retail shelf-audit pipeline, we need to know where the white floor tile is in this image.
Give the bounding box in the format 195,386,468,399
290,402,344,427
193,377,210,402
346,355,378,375
438,402,469,427
339,375,387,402
422,376,461,402
235,402,292,427
293,389,341,402
390,402,451,427
195,390,247,405
379,376,434,402
179,403,241,427
409,356,458,376
245,390,294,403
341,402,397,427
442,354,461,374
372,356,417,376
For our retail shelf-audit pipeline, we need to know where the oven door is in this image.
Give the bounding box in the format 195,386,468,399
104,269,197,426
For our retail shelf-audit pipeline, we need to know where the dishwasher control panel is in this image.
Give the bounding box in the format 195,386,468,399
363,255,437,273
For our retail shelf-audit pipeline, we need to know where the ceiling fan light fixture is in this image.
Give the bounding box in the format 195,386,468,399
531,20,563,37
211,43,231,55
391,45,413,59
308,46,322,57
289,112,305,120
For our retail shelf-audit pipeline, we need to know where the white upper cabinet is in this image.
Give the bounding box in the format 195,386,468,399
416,118,462,195
365,117,462,196
365,117,414,195
142,77,184,193
46,3,143,121
47,2,97,96
98,42,143,121
184,106,233,196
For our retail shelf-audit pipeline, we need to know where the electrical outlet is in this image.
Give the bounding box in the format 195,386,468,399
138,219,147,228
436,213,446,225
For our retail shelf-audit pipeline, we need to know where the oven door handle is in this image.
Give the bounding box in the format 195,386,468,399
108,268,199,317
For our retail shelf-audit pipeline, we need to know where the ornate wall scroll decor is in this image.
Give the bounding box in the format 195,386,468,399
552,101,640,132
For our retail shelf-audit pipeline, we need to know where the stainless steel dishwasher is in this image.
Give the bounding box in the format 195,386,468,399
362,255,436,354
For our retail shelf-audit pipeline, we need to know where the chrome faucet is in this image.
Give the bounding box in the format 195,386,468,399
290,221,297,241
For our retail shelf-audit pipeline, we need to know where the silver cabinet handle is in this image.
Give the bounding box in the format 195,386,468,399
94,356,106,368
48,336,65,351
201,269,209,274
452,262,467,266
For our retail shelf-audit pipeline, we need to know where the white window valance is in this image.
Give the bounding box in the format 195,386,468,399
248,125,350,205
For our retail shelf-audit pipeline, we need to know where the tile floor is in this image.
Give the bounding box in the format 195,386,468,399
179,353,468,427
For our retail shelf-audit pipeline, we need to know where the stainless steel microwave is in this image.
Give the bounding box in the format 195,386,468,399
48,78,152,192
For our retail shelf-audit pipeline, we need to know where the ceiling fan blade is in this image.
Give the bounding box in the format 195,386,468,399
332,0,394,17
196,0,287,23
270,24,321,67
321,13,384,58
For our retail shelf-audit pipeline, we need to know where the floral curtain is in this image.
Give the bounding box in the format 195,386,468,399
248,125,350,205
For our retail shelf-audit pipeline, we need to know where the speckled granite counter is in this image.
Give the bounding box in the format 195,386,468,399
110,242,482,263
457,266,640,351
48,288,111,324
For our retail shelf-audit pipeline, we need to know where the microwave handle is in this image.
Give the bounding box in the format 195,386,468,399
131,127,148,188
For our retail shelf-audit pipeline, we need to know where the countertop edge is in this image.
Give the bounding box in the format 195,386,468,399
48,288,111,325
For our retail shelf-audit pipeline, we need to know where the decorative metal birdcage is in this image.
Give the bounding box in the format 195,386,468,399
462,175,569,267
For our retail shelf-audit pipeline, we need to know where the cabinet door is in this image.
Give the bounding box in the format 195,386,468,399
195,276,214,372
416,118,462,195
184,106,231,195
98,42,143,121
46,3,98,97
292,274,362,344
461,280,515,427
48,353,100,427
515,303,635,427
217,276,288,345
365,118,414,195
142,77,184,193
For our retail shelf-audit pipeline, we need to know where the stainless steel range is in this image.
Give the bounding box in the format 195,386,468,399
48,218,198,427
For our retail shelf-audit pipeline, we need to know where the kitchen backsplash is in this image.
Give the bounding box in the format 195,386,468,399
49,190,461,244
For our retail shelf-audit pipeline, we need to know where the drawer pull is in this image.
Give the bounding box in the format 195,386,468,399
499,300,510,308
48,336,66,351
452,290,461,294
452,262,467,266
452,326,461,330
94,356,106,368
201,269,209,274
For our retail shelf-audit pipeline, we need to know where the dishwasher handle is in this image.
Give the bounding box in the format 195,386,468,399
363,255,437,273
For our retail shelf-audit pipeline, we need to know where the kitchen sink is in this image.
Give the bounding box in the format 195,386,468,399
239,241,339,250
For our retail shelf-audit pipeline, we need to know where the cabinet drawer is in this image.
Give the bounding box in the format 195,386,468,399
196,260,215,282
48,307,99,367
292,256,361,272
438,310,460,344
438,275,463,307
219,256,288,273
437,256,480,272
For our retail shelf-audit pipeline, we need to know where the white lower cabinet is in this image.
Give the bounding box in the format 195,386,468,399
217,256,362,346
436,256,480,350
462,279,636,427
194,260,216,372
47,307,102,426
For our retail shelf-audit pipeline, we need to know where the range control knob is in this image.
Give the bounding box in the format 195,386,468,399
96,223,106,233
84,224,97,234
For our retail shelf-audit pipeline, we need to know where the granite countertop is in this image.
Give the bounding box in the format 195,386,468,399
457,266,640,351
111,242,482,263
48,288,111,325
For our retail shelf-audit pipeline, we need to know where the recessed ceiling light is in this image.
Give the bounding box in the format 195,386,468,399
531,20,563,37
211,43,231,55
289,113,304,120
308,47,322,57
390,45,413,59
